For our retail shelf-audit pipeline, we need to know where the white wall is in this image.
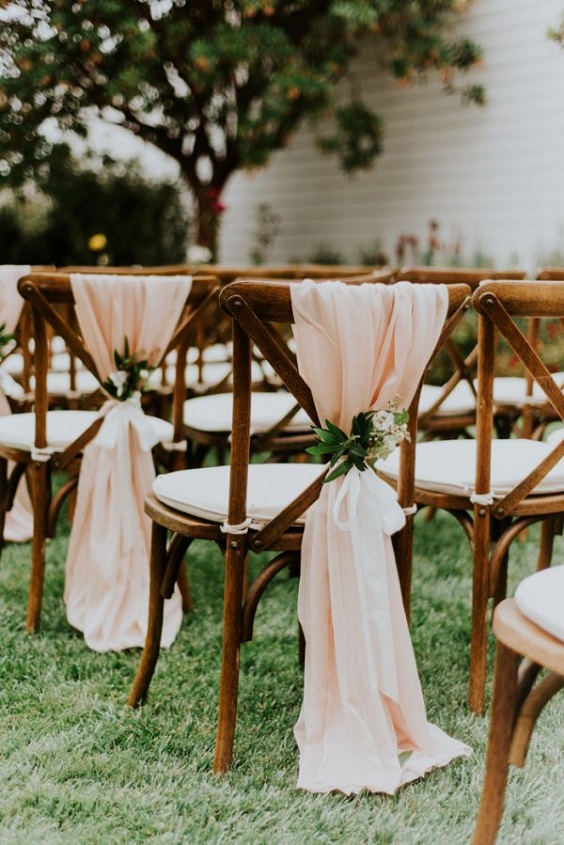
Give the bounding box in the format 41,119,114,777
219,0,564,274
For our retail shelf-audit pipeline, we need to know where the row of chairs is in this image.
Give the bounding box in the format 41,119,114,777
1,265,560,662
0,265,562,841
2,264,540,461
116,274,561,842
0,262,394,634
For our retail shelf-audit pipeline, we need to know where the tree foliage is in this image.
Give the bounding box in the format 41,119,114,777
0,0,483,256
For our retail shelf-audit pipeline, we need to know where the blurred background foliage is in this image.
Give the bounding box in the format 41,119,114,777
0,144,189,266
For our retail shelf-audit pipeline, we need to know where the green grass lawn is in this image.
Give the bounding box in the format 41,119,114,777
0,510,562,845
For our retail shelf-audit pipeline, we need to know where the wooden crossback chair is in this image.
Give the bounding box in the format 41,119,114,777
127,278,471,773
489,265,564,440
471,565,564,845
180,264,392,283
60,265,229,410
394,267,527,439
1,271,219,631
379,278,564,713
182,269,395,466
0,265,55,410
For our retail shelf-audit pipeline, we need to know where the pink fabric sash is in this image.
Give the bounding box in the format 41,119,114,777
290,280,471,794
64,273,191,651
0,266,33,542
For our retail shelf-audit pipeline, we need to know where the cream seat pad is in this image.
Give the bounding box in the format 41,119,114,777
2,352,24,377
0,410,173,451
419,381,476,416
515,565,564,642
183,391,313,433
546,427,564,447
491,373,564,407
378,438,564,496
32,370,102,395
153,462,326,526
151,360,270,392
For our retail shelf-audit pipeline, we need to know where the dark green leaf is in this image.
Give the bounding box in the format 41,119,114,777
325,460,353,483
306,443,338,456
325,419,347,440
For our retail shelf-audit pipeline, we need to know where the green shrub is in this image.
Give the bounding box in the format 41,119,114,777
306,244,347,265
0,147,189,266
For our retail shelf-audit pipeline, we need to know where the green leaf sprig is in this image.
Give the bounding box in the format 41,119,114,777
307,403,410,483
102,336,153,401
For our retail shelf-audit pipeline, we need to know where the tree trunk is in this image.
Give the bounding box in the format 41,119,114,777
194,187,223,262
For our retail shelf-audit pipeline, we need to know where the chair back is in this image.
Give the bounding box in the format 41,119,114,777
0,265,55,403
395,266,527,288
472,279,564,518
535,266,564,280
17,271,219,458
393,268,527,433
219,279,471,557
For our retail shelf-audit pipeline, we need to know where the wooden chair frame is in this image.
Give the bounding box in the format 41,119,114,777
0,265,55,410
182,269,395,466
127,278,471,773
395,268,527,439
470,597,564,844
5,271,219,632
391,280,564,713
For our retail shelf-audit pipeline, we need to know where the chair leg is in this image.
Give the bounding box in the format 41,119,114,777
161,533,193,613
176,562,193,613
393,516,414,621
509,671,564,767
128,521,169,707
26,461,49,633
213,541,246,773
0,457,8,556
298,622,305,668
471,640,520,845
469,508,491,713
537,518,556,571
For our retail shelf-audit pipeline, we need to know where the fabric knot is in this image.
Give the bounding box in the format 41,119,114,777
161,439,188,452
95,393,160,452
470,491,495,506
332,467,405,536
31,446,53,463
402,504,418,516
220,517,253,535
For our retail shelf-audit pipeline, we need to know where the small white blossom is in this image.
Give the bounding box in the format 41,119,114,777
383,433,399,453
108,370,128,397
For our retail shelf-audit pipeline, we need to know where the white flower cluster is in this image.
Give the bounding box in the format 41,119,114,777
365,406,410,465
106,366,150,400
107,369,129,397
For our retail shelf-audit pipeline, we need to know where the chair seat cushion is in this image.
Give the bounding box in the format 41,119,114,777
149,361,268,393
419,381,476,416
0,410,173,451
546,427,564,447
378,438,564,497
2,353,24,377
183,391,313,434
492,374,564,407
152,462,326,526
515,565,564,641
31,370,102,395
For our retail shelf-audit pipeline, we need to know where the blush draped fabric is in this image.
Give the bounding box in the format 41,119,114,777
290,280,471,795
0,265,33,542
64,273,191,651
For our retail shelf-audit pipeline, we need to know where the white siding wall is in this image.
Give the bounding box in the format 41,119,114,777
219,0,564,274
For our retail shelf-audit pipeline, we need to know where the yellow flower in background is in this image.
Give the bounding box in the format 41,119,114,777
88,233,107,251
